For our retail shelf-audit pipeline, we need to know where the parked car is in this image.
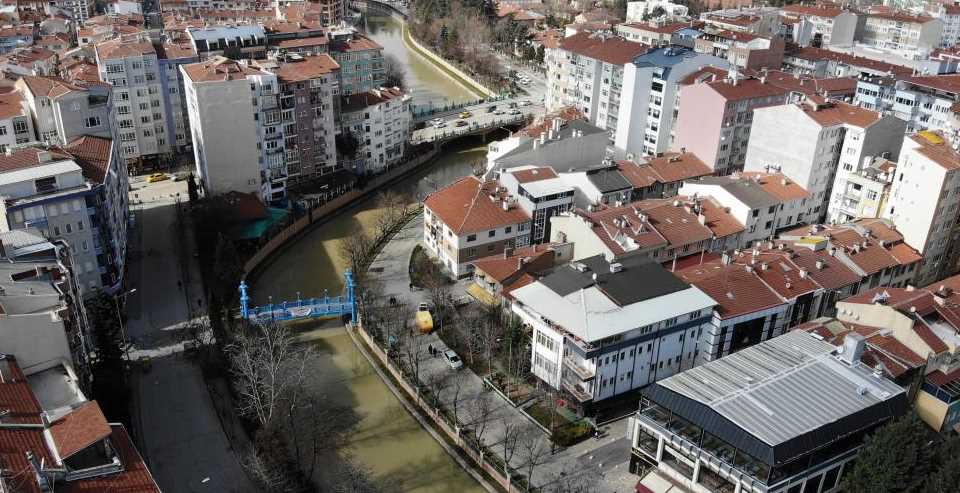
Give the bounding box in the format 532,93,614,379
147,173,168,183
520,100,532,106
452,295,472,307
418,302,430,312
510,109,521,115
432,119,446,128
459,111,472,118
456,120,468,127
487,105,497,113
443,350,463,370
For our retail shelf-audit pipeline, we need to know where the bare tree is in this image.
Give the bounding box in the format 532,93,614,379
244,445,294,493
288,394,354,479
448,371,466,424
383,53,406,89
424,372,448,410
226,321,310,428
338,230,374,280
519,429,550,491
463,393,495,447
500,418,521,486
546,468,603,493
397,314,426,388
424,275,451,331
478,304,505,376
332,459,385,493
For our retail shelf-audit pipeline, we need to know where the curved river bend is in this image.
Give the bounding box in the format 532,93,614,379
252,15,487,493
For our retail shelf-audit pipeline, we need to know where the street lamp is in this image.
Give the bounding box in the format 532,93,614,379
115,288,137,360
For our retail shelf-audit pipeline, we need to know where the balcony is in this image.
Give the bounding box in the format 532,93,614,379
562,378,593,402
261,96,278,110
563,355,595,380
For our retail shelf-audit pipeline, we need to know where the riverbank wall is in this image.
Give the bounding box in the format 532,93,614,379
351,322,531,493
243,148,438,278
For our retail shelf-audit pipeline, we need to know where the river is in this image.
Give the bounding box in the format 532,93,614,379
250,14,488,493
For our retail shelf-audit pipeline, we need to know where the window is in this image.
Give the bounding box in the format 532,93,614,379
505,226,512,234
488,230,495,238
65,223,72,234
85,116,101,128
466,234,476,242
13,120,27,133
0,126,6,136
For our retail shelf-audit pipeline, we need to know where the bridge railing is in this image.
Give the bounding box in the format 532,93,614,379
409,114,532,145
411,94,513,120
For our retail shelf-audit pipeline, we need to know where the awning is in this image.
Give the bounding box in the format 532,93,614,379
466,282,499,306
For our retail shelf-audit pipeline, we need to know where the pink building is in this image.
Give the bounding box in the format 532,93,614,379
674,75,792,175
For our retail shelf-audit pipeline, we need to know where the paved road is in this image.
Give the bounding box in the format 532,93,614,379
138,356,255,493
126,174,254,492
367,214,635,491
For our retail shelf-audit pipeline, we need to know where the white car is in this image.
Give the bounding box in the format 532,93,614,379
520,100,532,106
442,350,463,370
432,120,446,128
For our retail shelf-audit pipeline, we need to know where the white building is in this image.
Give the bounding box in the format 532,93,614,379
546,35,730,157
156,40,199,154
625,0,688,22
827,156,896,224
0,90,35,153
15,76,114,146
181,56,272,199
511,254,716,414
558,162,633,208
498,166,575,245
423,176,532,277
855,74,960,134
95,37,173,166
884,131,960,286
860,11,943,58
781,4,859,48
0,140,129,294
339,87,411,175
744,98,906,222
679,172,810,246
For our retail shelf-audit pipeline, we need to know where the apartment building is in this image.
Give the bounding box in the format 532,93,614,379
855,74,960,134
632,330,907,493
558,163,633,208
616,46,729,157
0,140,129,294
255,53,340,185
616,20,690,46
95,37,173,166
339,86,410,175
511,254,716,415
861,10,943,57
679,172,811,245
884,131,960,285
782,219,923,291
423,176,532,277
186,25,268,60
327,26,385,96
781,4,859,48
181,56,273,199
0,230,90,380
674,76,793,175
783,46,913,79
0,90,35,153
617,151,713,200
928,3,960,47
827,156,896,224
544,31,648,129
700,7,782,36
15,76,114,146
280,0,345,27
744,98,906,222
156,40,199,153
497,166,575,245
549,196,744,263
691,29,785,71
677,243,863,364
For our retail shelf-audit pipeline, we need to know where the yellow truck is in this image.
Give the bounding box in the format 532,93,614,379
416,303,433,334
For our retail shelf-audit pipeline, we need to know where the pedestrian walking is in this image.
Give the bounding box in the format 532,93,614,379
428,344,433,356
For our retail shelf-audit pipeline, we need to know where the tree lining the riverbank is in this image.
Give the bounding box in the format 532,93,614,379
409,0,508,91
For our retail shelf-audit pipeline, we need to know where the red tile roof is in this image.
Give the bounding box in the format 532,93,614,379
471,244,555,283
0,358,44,425
64,135,113,183
49,401,112,459
782,4,845,18
509,166,558,183
740,172,810,201
0,89,25,120
908,131,960,171
677,261,785,318
64,425,161,493
424,176,531,235
264,53,339,83
518,107,584,138
558,31,648,65
785,46,913,76
340,87,405,112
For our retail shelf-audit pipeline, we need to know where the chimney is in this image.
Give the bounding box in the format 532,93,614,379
721,251,732,265
815,259,825,270
799,268,808,279
840,332,866,366
37,150,52,163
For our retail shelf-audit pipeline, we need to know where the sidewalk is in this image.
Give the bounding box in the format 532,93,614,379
366,215,636,491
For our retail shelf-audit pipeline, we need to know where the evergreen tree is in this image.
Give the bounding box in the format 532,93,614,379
841,414,933,493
